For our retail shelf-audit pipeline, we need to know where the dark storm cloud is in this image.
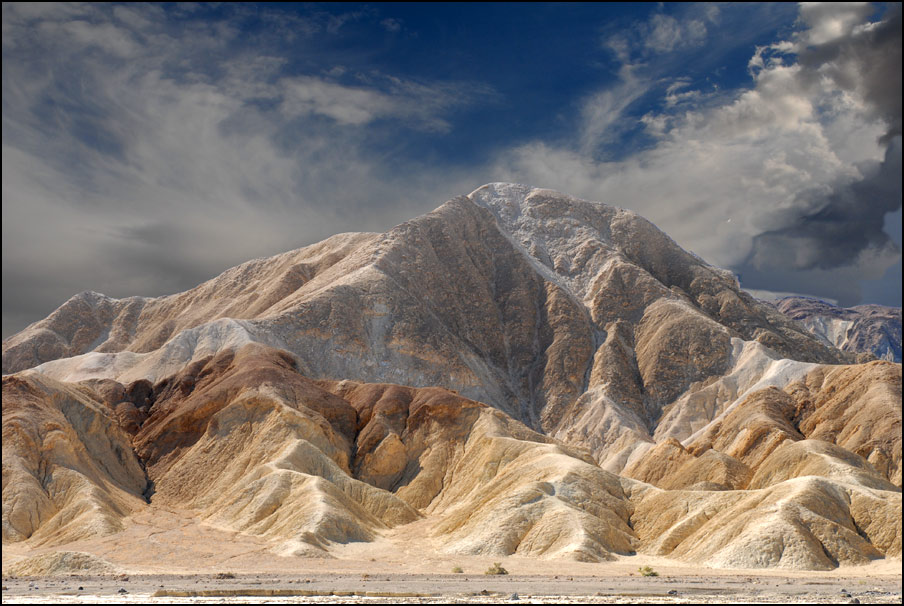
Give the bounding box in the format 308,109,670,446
746,137,902,272
736,4,903,303
740,136,902,308
796,2,902,144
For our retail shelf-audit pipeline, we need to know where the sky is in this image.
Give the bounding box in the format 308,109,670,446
2,2,901,338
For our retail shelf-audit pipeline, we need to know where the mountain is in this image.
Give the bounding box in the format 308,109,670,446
773,296,902,363
2,184,900,571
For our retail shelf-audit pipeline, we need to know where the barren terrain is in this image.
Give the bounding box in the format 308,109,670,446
2,508,901,603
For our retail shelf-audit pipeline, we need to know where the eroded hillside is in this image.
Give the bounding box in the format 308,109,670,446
3,184,900,571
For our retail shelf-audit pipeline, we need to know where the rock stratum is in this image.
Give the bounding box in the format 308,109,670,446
2,183,901,571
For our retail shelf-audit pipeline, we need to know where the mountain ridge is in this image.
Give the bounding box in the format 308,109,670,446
4,184,861,472
2,183,900,571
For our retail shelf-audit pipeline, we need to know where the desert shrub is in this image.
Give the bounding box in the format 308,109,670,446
638,565,658,577
484,562,508,575
451,566,464,573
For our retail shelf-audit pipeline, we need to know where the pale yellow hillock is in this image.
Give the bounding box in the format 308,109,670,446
4,551,120,576
2,373,147,547
627,476,900,569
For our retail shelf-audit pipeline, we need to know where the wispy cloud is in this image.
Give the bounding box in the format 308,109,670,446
603,3,721,63
644,13,709,53
380,18,402,33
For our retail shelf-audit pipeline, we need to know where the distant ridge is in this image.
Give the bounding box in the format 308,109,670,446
773,296,902,363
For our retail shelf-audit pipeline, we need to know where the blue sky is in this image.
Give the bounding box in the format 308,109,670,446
2,2,901,337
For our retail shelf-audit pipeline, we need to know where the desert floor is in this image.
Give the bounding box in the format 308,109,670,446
3,508,901,604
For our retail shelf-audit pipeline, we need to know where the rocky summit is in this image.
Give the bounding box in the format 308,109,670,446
2,184,901,571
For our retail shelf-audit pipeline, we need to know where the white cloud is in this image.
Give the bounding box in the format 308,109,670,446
795,2,875,46
277,73,477,132
281,76,398,125
381,18,402,33
645,14,708,53
578,69,649,153
112,4,156,30
664,79,702,107
326,10,365,34
605,6,721,61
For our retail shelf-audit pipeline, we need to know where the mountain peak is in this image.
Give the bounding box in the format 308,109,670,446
2,185,899,572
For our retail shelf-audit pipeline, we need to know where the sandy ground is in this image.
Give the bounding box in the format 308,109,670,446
3,571,901,604
3,507,901,604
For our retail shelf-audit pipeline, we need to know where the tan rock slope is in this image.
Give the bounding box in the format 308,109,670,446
2,374,147,546
2,184,900,570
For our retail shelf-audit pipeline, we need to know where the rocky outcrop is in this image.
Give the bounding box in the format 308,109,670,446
623,438,752,491
1,232,379,375
323,379,637,561
625,360,901,492
4,551,120,576
788,361,902,487
5,342,899,569
7,342,897,568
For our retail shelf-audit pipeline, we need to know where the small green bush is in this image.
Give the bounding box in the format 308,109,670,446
638,565,658,577
451,566,463,574
484,562,508,575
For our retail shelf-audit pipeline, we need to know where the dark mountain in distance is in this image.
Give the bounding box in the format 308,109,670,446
772,296,902,363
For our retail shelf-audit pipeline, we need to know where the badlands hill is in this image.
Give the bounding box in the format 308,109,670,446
773,297,902,363
2,183,901,571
